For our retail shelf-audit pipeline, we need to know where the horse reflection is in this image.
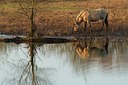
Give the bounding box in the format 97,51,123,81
74,41,89,59
74,38,109,59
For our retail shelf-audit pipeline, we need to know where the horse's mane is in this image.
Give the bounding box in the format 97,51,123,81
76,10,85,20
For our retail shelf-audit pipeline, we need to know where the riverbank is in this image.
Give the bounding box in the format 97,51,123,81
0,0,128,37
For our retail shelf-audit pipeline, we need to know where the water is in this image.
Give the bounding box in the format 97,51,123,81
0,37,128,85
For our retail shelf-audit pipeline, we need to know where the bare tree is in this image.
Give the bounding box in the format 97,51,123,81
19,0,38,38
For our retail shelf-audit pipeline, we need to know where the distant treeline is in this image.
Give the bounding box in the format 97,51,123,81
0,0,91,3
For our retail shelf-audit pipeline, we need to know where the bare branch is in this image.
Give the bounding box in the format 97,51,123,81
19,1,31,20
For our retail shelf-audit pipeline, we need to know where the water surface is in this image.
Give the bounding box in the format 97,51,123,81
0,38,128,85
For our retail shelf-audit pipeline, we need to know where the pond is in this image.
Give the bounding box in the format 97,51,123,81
0,37,128,85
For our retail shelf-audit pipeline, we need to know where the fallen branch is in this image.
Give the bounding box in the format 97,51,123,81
0,36,76,44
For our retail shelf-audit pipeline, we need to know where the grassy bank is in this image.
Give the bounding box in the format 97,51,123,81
0,0,128,37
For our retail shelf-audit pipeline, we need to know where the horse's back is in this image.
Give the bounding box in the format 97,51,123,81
87,8,108,20
99,8,108,17
87,9,101,21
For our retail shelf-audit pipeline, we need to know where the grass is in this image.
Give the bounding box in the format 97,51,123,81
0,0,128,37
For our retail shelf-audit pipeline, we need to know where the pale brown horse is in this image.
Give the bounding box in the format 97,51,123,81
73,8,109,32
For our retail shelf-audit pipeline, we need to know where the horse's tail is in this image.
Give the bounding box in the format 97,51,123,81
105,13,108,27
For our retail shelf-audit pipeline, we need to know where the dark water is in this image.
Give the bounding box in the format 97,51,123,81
0,37,128,85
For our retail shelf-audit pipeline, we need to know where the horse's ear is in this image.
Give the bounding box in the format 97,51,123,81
74,19,77,25
73,23,75,26
74,19,76,23
75,19,76,22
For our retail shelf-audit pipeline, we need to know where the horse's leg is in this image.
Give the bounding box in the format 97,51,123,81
102,19,104,30
84,22,87,32
105,17,109,28
89,21,91,32
105,14,109,30
86,20,91,32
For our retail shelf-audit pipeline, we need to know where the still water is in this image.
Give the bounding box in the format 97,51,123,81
0,37,128,85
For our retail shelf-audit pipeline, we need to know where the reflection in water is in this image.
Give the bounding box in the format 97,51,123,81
19,43,37,85
74,37,109,59
0,38,128,85
0,43,53,85
18,43,54,85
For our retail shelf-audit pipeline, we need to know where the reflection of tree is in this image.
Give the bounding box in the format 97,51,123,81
0,42,54,85
19,43,53,85
19,43,37,85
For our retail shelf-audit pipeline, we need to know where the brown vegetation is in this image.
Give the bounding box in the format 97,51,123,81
0,0,128,37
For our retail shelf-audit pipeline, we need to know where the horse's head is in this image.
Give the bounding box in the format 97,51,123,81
73,18,82,32
73,21,79,32
73,11,84,32
74,41,90,59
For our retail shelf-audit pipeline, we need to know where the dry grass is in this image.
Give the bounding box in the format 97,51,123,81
0,0,128,36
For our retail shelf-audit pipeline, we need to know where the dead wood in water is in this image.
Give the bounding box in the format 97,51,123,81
0,36,76,44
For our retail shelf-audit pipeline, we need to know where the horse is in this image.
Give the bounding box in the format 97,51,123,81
73,8,109,32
